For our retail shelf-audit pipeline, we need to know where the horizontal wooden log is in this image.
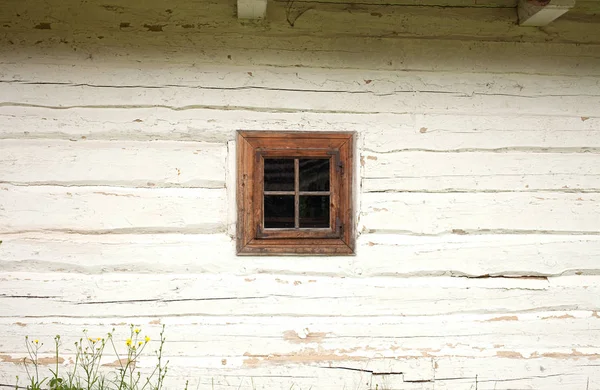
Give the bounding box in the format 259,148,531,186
1,312,599,357
3,63,600,96
1,357,598,390
1,108,599,151
0,313,599,388
0,106,239,142
3,81,600,117
0,185,226,234
0,362,373,390
362,151,600,192
1,273,598,317
364,113,600,151
0,358,598,390
1,34,599,76
1,233,600,277
360,233,600,277
0,139,226,188
360,192,600,234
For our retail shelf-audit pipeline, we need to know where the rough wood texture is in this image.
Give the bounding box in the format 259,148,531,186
1,313,600,389
0,185,227,234
2,273,599,317
362,151,600,192
361,192,600,234
0,140,226,188
0,0,599,388
1,233,599,277
3,75,600,116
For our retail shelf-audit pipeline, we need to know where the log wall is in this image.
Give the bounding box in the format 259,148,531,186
1,0,600,388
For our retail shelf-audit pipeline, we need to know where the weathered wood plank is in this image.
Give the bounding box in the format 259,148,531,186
1,108,599,150
362,151,600,192
0,185,226,234
3,64,600,96
360,233,600,277
0,359,597,390
0,106,238,142
1,34,599,76
0,314,599,388
364,113,600,151
0,139,226,188
361,192,600,234
1,312,599,358
0,363,379,390
3,81,600,117
1,358,597,390
1,273,598,317
1,233,600,277
432,356,600,390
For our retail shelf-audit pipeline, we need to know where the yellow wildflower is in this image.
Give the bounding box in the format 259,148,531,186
134,328,141,334
144,336,150,343
34,339,39,344
126,338,132,347
138,341,143,346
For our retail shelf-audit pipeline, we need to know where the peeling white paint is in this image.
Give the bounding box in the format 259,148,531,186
0,0,599,388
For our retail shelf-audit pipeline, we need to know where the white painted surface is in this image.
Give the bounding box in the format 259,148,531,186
0,0,599,388
0,140,226,188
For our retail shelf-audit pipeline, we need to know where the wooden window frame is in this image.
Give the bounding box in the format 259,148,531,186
237,131,355,255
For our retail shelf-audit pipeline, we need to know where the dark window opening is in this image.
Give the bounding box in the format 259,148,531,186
263,158,331,230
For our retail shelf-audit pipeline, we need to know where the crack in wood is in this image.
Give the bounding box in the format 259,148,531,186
477,373,575,382
4,79,600,101
322,367,486,384
364,188,600,194
363,146,600,154
362,228,600,236
0,102,411,115
0,181,226,189
0,226,228,235
76,296,272,305
322,366,404,375
453,274,548,281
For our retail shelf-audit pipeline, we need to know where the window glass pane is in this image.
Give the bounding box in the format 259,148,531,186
299,159,330,191
264,195,295,228
299,196,330,228
264,158,294,191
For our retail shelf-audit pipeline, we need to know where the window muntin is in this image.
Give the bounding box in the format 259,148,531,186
263,157,331,230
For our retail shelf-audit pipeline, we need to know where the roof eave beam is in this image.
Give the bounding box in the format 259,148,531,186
238,0,267,19
518,0,576,26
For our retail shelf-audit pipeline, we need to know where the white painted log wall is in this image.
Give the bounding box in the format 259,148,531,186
0,0,600,388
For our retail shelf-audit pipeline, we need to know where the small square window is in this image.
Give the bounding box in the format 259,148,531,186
236,131,355,255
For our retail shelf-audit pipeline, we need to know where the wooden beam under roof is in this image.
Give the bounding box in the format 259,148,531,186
238,0,267,19
518,0,576,26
